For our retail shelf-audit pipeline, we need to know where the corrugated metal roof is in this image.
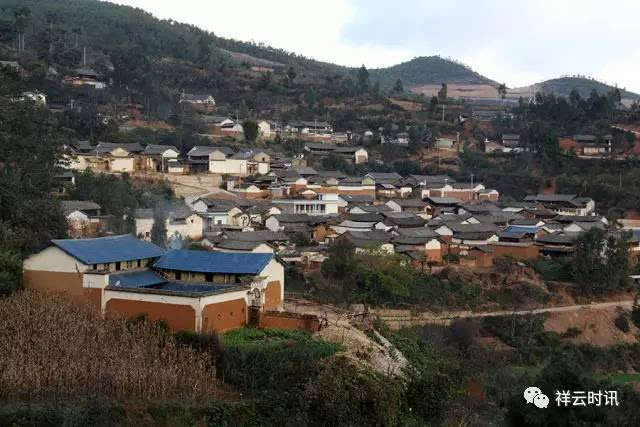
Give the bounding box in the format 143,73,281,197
52,235,165,265
109,270,167,288
154,250,273,274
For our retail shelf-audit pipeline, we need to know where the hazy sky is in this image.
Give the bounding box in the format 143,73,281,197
108,0,640,92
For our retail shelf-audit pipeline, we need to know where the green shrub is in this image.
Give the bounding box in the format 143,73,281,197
219,328,342,393
631,306,640,329
0,249,23,297
528,257,572,282
303,357,404,427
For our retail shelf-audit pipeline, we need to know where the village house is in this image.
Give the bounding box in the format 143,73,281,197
141,144,180,172
523,194,595,216
385,198,428,216
559,134,612,156
340,230,394,254
304,143,368,164
273,193,340,215
179,93,216,110
425,196,463,216
63,68,107,89
134,207,204,242
23,234,165,305
502,134,521,148
265,214,313,233
392,228,443,261
61,200,106,237
95,142,144,172
293,120,333,135
24,235,287,333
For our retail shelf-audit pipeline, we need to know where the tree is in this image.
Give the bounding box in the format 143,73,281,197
291,232,312,247
357,65,369,93
150,209,167,248
571,229,631,295
242,119,259,142
197,35,211,63
437,83,448,101
429,96,439,112
393,78,403,93
498,83,507,100
0,68,68,254
303,86,317,106
13,6,31,53
286,66,296,85
321,239,355,279
0,249,22,296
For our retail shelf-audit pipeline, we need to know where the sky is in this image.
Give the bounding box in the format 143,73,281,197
108,0,640,92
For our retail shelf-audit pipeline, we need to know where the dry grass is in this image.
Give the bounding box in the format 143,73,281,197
0,291,219,401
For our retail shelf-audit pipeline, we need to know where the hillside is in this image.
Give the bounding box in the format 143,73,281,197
510,77,640,104
0,0,494,106
371,56,495,89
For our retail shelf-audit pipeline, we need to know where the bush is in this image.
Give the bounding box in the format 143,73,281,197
631,306,640,329
0,249,22,296
219,328,341,392
447,319,479,351
614,313,630,333
528,257,572,282
303,357,404,427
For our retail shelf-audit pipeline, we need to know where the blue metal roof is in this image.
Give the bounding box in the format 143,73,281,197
504,225,540,234
108,270,167,288
153,283,234,293
51,235,165,265
154,250,273,275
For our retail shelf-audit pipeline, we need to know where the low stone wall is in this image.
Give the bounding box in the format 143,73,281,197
260,311,321,333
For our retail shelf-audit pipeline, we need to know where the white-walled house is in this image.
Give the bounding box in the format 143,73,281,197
273,193,339,215
142,145,180,172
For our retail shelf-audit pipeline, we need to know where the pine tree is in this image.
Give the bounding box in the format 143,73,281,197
393,79,403,93
150,210,167,248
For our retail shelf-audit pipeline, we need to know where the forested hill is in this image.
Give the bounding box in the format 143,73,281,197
537,77,640,101
511,77,640,103
370,56,495,88
0,0,493,98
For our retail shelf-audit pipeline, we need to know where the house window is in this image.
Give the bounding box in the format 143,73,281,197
175,271,182,280
93,264,97,270
205,273,213,282
137,259,141,267
115,262,121,271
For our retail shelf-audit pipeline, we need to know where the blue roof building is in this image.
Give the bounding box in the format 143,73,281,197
154,250,274,275
51,234,164,265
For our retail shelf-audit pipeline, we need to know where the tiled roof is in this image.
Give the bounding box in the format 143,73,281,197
154,250,274,274
224,231,290,242
215,240,265,251
51,235,165,265
96,142,144,154
60,200,101,213
271,214,313,223
143,144,179,155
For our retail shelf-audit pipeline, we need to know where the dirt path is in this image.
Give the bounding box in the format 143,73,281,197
373,300,636,329
285,296,635,329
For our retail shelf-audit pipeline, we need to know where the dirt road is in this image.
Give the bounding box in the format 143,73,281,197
373,300,636,329
284,295,635,329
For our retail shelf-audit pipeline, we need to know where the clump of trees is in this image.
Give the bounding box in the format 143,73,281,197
571,228,631,295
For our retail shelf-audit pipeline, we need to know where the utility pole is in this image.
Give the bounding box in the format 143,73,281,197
441,104,445,123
